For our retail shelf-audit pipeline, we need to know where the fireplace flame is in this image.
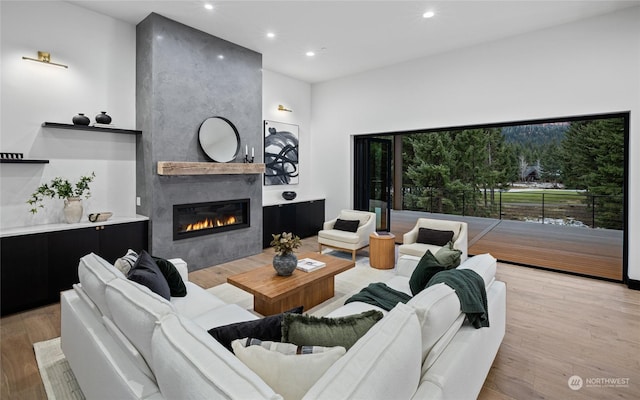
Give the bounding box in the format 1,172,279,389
184,215,238,232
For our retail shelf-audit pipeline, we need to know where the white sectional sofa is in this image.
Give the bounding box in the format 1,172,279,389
61,251,505,400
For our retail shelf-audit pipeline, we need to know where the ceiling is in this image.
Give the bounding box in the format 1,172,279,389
69,0,640,83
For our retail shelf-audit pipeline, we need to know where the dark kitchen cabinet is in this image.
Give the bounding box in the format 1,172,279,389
295,200,325,239
93,221,148,264
0,234,50,315
48,228,100,300
1,219,148,316
263,199,325,247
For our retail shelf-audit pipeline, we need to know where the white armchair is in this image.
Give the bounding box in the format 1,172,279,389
398,218,468,262
317,210,377,261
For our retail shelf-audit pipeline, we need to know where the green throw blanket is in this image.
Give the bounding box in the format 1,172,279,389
345,282,412,311
427,269,489,328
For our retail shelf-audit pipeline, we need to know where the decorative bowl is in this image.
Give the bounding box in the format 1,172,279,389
282,191,297,201
88,212,113,223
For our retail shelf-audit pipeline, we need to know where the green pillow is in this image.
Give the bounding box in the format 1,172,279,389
409,250,446,295
281,310,383,350
152,256,188,297
434,242,462,268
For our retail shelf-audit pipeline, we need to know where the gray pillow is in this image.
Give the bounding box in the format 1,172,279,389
281,310,383,350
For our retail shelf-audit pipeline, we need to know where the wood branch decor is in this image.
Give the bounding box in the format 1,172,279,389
157,161,265,176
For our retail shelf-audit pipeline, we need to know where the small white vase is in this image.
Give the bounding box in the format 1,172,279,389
63,197,83,223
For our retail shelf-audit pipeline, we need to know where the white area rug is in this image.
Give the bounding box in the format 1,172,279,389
33,337,85,400
207,254,395,316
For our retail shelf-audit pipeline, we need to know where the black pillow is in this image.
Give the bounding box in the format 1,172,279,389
208,306,304,351
152,256,188,297
409,250,446,295
333,218,360,232
127,250,171,300
416,227,454,246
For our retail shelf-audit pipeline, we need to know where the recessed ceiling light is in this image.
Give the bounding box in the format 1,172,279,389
423,11,435,19
204,4,213,11
306,51,315,57
266,32,276,39
218,54,224,60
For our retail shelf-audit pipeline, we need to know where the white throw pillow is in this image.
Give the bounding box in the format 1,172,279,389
114,249,138,275
232,338,341,355
232,340,345,400
303,303,421,400
151,313,282,400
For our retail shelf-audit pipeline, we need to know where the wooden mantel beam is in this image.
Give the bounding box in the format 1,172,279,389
157,161,265,176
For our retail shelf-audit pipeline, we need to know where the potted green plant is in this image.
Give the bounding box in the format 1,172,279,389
270,232,301,276
27,172,95,223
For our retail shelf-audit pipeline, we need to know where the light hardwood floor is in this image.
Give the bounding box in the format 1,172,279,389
1,237,638,399
390,210,624,281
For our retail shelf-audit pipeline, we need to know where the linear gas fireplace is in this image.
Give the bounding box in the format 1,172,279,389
173,199,250,240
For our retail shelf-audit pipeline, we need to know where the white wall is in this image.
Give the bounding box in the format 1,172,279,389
0,1,136,229
262,69,324,205
310,7,640,280
2,2,637,280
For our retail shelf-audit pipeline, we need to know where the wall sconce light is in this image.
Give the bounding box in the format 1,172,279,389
278,104,292,112
22,51,68,68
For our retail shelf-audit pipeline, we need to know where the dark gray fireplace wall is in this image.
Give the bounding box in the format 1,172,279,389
136,13,263,271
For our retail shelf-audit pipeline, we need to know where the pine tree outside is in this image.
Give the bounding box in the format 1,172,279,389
399,114,626,230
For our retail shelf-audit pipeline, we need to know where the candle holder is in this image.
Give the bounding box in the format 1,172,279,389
244,154,255,163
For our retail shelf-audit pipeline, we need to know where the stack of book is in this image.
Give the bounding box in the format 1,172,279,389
296,258,326,272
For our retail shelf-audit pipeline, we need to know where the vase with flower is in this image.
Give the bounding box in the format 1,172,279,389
270,232,301,276
27,172,95,223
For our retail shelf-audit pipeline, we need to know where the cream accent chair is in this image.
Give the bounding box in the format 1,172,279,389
318,210,377,261
398,218,468,262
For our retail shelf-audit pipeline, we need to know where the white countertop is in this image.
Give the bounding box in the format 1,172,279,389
0,215,149,238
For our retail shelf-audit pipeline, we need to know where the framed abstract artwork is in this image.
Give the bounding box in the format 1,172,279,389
264,120,299,185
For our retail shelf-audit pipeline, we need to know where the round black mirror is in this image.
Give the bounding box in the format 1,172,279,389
198,117,240,163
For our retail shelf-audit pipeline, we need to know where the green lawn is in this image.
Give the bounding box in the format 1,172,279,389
499,189,584,204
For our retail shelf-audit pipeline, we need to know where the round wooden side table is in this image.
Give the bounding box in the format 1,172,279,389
369,232,396,269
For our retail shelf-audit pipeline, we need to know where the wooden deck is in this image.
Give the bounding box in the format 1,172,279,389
390,210,624,281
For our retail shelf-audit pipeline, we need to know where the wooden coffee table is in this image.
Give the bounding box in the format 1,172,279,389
227,252,355,315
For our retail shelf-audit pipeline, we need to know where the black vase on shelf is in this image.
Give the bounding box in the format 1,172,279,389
95,111,112,124
72,113,90,125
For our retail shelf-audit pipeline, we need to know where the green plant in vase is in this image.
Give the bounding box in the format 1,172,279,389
27,172,95,223
270,232,301,276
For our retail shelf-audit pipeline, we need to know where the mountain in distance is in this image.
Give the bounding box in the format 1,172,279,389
501,122,569,145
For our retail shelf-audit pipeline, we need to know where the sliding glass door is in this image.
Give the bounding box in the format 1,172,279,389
354,137,392,231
